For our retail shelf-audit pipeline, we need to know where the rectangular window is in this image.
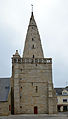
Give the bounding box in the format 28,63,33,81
32,44,35,49
63,106,67,111
62,92,67,95
63,99,67,102
32,38,34,41
20,96,22,99
36,86,38,93
20,106,22,108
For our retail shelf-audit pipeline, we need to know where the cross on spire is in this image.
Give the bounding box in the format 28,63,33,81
31,4,33,12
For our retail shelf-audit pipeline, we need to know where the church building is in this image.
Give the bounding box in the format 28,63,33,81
11,11,57,114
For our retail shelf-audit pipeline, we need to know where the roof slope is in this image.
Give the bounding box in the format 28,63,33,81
55,88,63,95
55,87,68,95
0,78,10,101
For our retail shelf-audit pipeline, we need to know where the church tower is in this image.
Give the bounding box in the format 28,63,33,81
11,10,57,114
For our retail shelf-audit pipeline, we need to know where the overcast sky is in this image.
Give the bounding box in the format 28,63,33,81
0,0,68,87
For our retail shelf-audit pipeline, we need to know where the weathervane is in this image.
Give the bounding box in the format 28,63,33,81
31,4,33,12
66,81,68,86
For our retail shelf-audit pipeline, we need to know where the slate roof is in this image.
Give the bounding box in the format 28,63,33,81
0,78,10,102
55,87,68,96
55,88,63,95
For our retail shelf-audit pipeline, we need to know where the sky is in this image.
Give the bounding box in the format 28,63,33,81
0,0,68,87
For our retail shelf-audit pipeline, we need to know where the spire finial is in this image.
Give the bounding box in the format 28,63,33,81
31,4,33,12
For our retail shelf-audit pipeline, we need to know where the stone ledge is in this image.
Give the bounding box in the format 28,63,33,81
12,58,52,64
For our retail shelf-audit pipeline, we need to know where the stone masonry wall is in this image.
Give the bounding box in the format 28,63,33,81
13,62,53,114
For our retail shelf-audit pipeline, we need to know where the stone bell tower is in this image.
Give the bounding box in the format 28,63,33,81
11,11,57,114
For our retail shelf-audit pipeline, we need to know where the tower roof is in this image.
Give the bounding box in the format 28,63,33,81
23,12,44,58
13,50,20,58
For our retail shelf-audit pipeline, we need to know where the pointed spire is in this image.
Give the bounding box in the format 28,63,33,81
23,11,44,58
29,8,37,27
